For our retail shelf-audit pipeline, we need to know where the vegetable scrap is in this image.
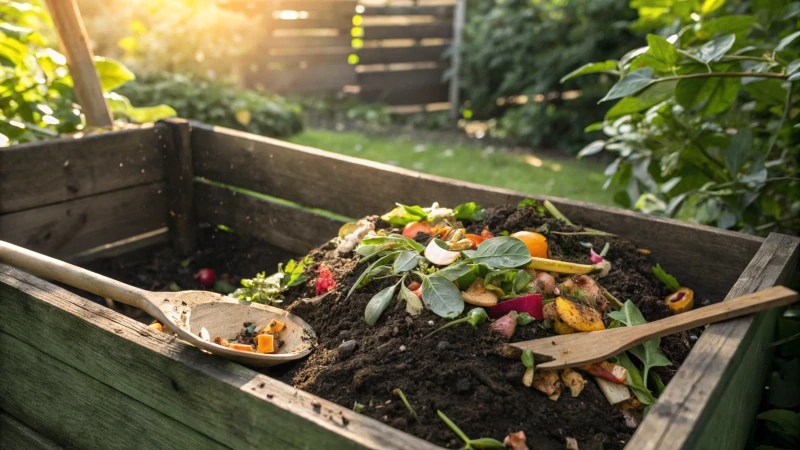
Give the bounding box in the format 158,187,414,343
209,319,287,354
208,199,699,448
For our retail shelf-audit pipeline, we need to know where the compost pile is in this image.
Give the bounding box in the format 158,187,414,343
271,202,697,450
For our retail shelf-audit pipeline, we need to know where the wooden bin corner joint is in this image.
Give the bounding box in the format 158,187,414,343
159,118,197,255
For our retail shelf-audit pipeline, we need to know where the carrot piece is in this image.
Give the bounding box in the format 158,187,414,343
256,334,275,354
148,322,163,332
230,343,254,352
262,319,285,334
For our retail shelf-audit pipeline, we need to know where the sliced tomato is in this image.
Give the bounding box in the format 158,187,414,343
464,234,485,248
480,226,495,240
402,221,433,239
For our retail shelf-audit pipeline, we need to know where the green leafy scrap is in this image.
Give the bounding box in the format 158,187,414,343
652,264,681,292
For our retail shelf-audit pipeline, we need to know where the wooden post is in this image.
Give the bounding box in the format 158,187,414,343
45,0,113,128
159,119,197,255
448,0,466,122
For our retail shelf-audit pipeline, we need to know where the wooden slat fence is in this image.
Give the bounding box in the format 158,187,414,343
220,0,457,107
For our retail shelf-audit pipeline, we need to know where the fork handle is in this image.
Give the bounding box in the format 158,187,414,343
632,286,798,344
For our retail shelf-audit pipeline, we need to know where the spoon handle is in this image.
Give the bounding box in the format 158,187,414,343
0,240,151,310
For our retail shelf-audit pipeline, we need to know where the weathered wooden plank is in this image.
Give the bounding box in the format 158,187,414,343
194,182,343,255
0,182,167,258
220,0,356,14
361,5,454,17
357,45,449,64
265,35,352,49
249,64,356,93
363,23,452,40
0,125,167,214
358,68,445,89
159,118,197,254
0,411,62,450
268,18,352,29
67,227,169,264
190,124,764,301
0,332,228,450
629,233,800,450
261,49,351,66
360,84,450,105
0,265,440,450
363,24,452,40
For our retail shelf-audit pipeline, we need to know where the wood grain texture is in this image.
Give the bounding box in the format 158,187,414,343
0,411,62,450
628,233,800,450
190,124,763,301
0,125,168,214
194,182,343,255
251,64,356,93
0,182,167,258
360,84,449,105
358,68,445,89
44,0,112,127
356,45,449,64
0,332,228,450
363,24,453,40
160,119,197,254
265,35,352,49
67,228,169,264
0,265,439,450
361,5,454,17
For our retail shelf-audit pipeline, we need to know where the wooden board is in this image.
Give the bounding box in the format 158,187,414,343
361,5,454,18
190,123,764,301
0,411,62,450
262,50,352,66
357,45,449,64
159,119,197,254
251,64,356,93
0,125,167,214
628,233,800,450
358,68,445,89
0,264,440,450
360,84,450,105
0,182,167,258
363,24,452,40
0,331,228,450
194,182,343,255
265,35,353,49
268,18,353,30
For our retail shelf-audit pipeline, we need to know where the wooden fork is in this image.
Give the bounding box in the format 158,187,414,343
511,285,798,371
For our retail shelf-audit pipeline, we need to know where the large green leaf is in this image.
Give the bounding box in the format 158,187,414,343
364,283,398,326
675,65,740,116
605,80,677,119
700,15,757,37
724,128,752,175
775,31,800,52
468,236,531,269
600,68,657,103
696,34,736,63
646,34,679,68
421,275,464,319
744,79,788,106
560,60,618,83
93,56,135,92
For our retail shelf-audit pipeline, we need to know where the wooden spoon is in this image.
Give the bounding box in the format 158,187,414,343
512,285,798,371
0,240,316,367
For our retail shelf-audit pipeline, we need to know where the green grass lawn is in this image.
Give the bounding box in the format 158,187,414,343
287,129,614,206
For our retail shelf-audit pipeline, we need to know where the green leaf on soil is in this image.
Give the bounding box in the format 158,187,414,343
399,283,423,316
393,250,421,274
453,202,486,221
652,264,681,291
347,252,399,298
467,237,532,269
364,283,399,326
422,275,465,319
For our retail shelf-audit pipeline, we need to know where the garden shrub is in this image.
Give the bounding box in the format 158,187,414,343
459,0,639,153
117,72,303,138
569,0,799,235
0,1,174,146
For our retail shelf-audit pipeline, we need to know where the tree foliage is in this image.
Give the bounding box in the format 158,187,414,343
459,0,638,152
569,0,799,235
0,0,174,147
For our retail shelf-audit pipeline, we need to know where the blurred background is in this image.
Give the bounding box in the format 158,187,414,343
1,0,798,237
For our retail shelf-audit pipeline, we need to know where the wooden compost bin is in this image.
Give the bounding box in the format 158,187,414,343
1,120,798,450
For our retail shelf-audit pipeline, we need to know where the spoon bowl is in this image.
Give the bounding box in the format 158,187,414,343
0,240,316,367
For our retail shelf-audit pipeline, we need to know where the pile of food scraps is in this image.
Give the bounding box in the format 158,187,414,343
143,201,700,449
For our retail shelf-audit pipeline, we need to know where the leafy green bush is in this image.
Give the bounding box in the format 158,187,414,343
117,72,303,137
0,1,173,146
459,0,638,152
568,0,799,235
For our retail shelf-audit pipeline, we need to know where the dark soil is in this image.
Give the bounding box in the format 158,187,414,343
77,205,701,450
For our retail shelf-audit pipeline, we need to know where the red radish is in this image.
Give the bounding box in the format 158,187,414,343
590,248,604,263
402,221,432,239
194,269,216,288
487,294,543,320
489,312,518,338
